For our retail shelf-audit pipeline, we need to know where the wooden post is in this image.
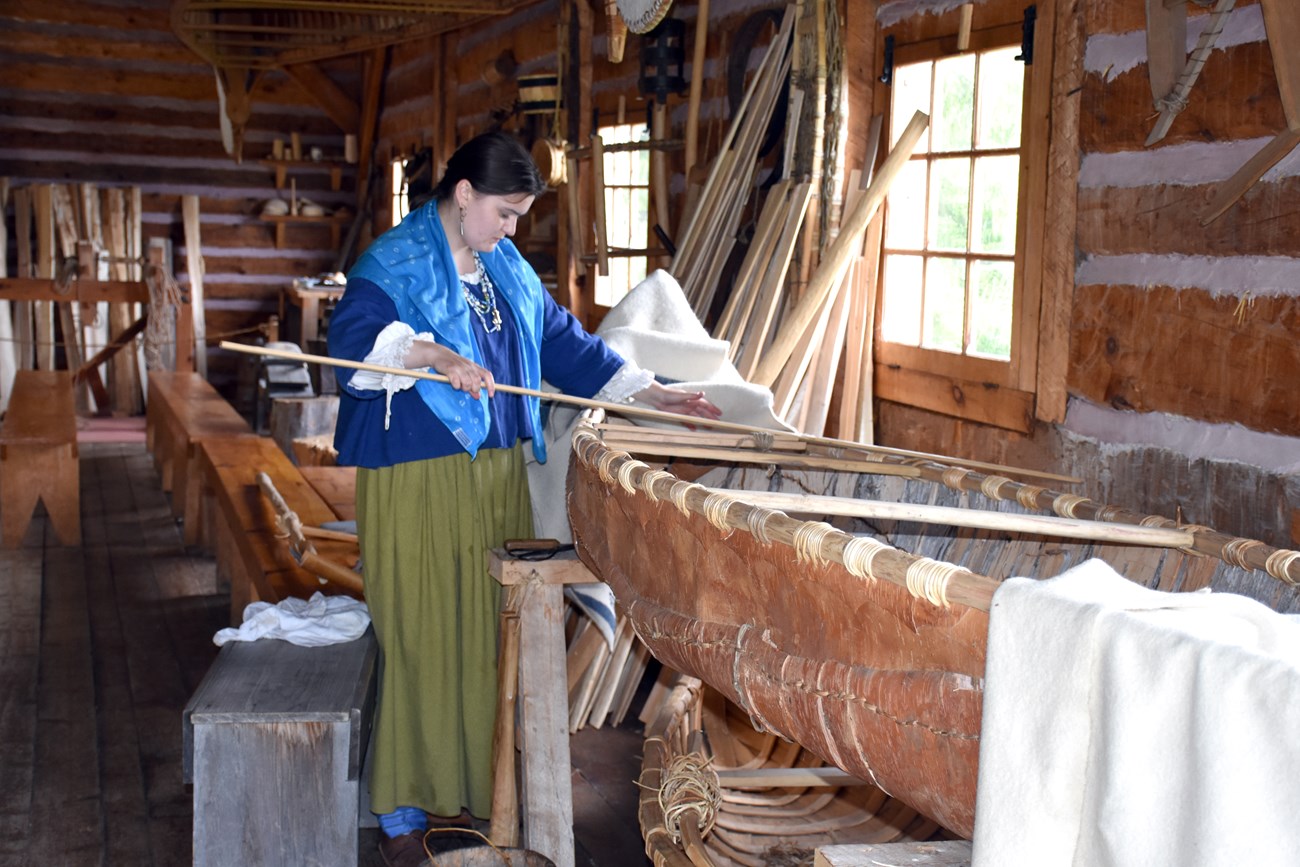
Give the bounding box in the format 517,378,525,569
182,195,208,377
591,133,609,277
13,187,34,371
0,178,14,412
32,186,55,371
489,592,522,847
684,0,709,177
488,549,599,867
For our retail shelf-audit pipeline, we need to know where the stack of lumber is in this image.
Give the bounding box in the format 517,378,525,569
3,182,147,415
564,608,658,732
672,7,796,320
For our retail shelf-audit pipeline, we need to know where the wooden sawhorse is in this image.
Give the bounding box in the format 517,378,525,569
488,548,598,867
1,370,80,547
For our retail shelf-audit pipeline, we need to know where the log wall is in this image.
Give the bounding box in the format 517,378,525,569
872,0,1300,544
1,0,358,402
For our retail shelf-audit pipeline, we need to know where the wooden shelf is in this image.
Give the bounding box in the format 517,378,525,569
259,213,350,249
259,159,346,192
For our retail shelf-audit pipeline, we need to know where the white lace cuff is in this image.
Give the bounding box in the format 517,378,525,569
595,360,655,405
349,322,436,429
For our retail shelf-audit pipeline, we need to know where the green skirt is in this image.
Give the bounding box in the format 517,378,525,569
357,445,532,819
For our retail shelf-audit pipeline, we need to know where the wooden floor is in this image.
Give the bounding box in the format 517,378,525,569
0,441,650,867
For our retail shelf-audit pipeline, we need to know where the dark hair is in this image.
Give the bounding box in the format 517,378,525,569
431,131,548,201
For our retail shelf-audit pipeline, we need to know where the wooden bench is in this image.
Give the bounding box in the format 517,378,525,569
184,628,378,867
1,370,79,547
146,371,252,545
299,465,356,521
198,435,357,622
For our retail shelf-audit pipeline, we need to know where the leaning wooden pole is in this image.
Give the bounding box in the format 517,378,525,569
219,340,1078,485
751,110,928,388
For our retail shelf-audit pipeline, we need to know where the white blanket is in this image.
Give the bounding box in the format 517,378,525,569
973,559,1300,867
526,269,789,544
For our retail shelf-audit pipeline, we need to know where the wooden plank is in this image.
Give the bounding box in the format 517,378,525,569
1144,0,1187,106
876,365,1034,433
516,582,575,867
1037,0,1083,423
181,195,207,378
1200,127,1300,225
0,178,12,414
753,110,928,387
31,186,55,371
488,549,598,586
283,62,361,133
815,840,972,866
1261,0,1300,130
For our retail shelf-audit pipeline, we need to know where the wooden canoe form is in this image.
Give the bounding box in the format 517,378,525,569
566,415,1300,838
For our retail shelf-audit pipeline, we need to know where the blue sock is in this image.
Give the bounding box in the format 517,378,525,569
377,805,428,839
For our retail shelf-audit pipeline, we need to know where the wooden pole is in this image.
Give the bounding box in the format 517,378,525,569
752,111,929,387
707,487,1197,548
591,133,609,277
218,340,1080,484
684,0,709,177
489,597,522,847
182,195,208,378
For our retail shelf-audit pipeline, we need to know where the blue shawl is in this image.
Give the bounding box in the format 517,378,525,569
347,199,547,461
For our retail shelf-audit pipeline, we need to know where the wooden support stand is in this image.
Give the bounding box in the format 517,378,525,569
1,370,80,547
487,548,598,867
183,629,378,867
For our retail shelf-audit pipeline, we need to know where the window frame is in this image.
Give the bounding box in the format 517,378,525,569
872,19,1051,432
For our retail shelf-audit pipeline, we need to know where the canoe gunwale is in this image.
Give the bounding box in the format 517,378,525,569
573,414,1300,595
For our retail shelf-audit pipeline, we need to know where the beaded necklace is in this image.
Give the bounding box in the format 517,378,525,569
461,252,502,333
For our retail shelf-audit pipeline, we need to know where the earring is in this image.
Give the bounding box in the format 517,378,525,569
458,206,466,239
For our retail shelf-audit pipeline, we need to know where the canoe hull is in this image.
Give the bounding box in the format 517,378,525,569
568,451,987,837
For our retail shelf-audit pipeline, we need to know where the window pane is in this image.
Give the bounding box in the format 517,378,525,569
971,155,1019,255
922,257,965,353
884,159,928,250
931,55,975,152
631,189,650,245
892,62,932,153
976,47,1024,149
632,150,650,185
880,254,924,345
968,260,1013,359
927,158,970,252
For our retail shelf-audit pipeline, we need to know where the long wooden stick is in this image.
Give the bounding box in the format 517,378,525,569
751,110,929,387
707,487,1196,548
219,341,1079,484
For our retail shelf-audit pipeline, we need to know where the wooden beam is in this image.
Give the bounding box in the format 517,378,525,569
1261,0,1300,130
0,279,151,305
283,62,361,133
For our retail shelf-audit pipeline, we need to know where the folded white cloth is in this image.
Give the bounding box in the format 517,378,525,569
973,558,1300,867
214,592,371,648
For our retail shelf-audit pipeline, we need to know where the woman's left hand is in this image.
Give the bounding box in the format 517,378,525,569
634,381,723,422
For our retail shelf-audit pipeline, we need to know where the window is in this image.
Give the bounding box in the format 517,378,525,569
391,157,410,228
595,122,651,309
873,20,1049,432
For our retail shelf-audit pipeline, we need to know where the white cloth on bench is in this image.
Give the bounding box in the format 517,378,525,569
215,591,371,648
973,558,1300,867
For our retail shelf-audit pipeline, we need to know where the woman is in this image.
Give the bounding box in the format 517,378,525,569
328,131,719,866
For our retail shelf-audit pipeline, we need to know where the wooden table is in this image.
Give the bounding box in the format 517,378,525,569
1,370,79,546
282,282,345,347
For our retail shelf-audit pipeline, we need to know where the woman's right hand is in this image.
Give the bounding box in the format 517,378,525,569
408,340,495,399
